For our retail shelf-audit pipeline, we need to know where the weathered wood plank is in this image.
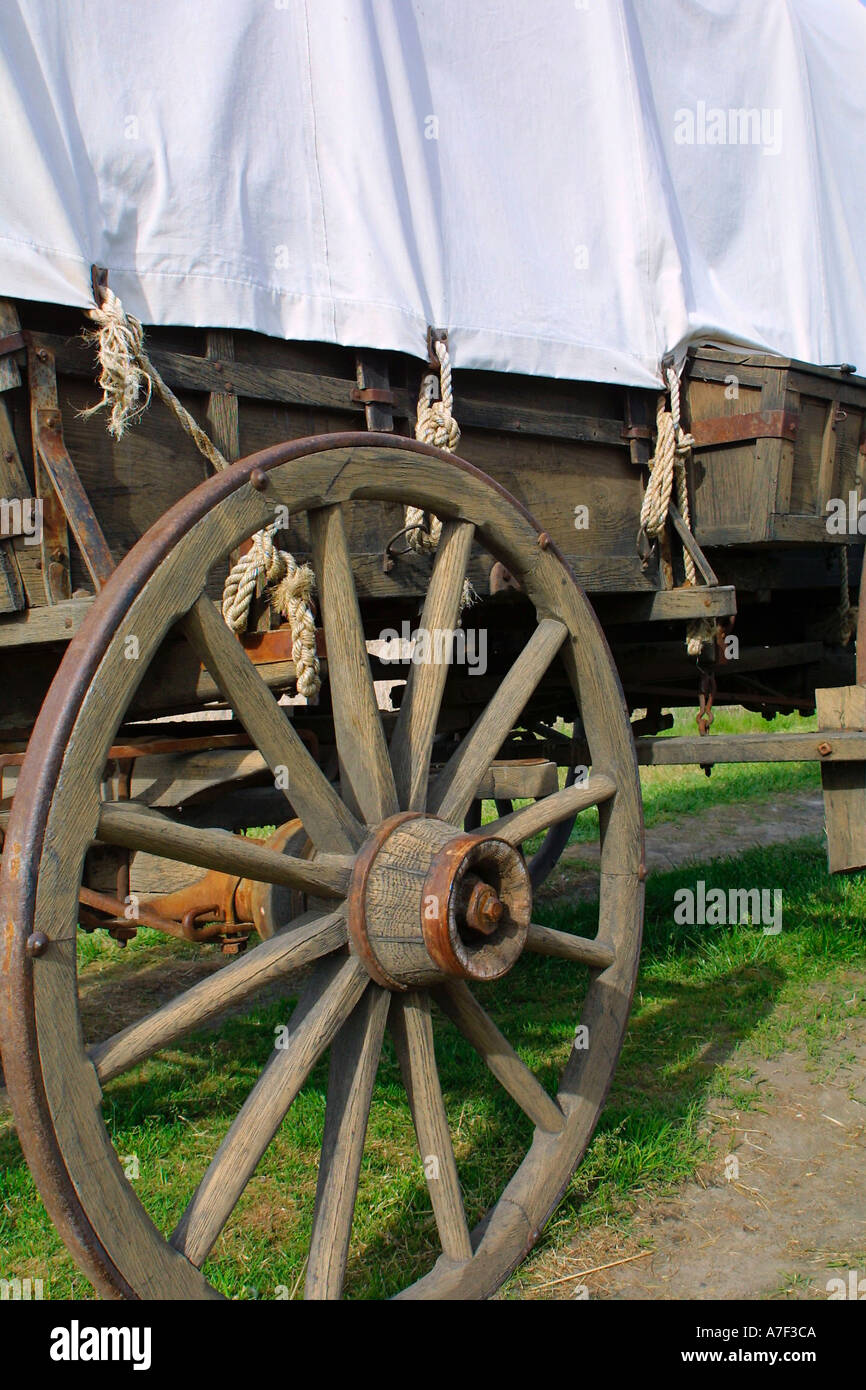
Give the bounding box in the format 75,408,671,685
182,594,363,852
96,801,351,897
0,299,22,392
305,984,390,1299
390,519,475,811
816,685,866,873
170,956,369,1267
309,504,398,824
0,397,45,607
205,330,240,465
634,730,866,765
389,991,473,1264
39,332,631,446
434,982,565,1133
91,908,348,1084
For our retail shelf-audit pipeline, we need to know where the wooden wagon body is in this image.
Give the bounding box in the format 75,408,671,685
3,301,863,717
2,290,866,1301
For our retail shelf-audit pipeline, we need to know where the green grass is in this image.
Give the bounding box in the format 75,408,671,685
1,710,862,1301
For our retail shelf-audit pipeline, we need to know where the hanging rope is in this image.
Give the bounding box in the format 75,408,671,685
82,287,320,696
405,336,475,611
639,363,714,657
222,522,320,698
84,288,229,472
406,338,461,554
639,363,696,579
838,544,856,647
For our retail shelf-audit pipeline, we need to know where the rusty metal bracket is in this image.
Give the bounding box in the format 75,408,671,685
690,409,799,448
426,325,448,366
355,351,396,433
382,521,428,573
28,344,114,593
350,386,395,407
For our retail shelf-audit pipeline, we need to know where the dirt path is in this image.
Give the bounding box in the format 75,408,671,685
537,788,825,904
513,1011,866,1300
520,789,866,1302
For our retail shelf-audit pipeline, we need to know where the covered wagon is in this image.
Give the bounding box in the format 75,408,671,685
1,0,865,1299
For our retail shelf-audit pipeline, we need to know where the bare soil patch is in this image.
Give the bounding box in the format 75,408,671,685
539,789,825,904
513,1000,866,1300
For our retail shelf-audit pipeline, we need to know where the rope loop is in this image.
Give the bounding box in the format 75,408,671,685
83,286,320,696
220,524,320,697
406,338,461,555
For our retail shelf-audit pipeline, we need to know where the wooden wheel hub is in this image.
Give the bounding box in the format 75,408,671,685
347,813,531,990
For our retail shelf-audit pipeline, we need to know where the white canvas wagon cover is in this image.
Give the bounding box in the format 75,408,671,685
1,0,865,388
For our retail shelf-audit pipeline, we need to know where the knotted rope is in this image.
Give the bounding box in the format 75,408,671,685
83,288,320,696
222,522,319,698
404,337,475,611
84,288,229,472
639,364,696,580
639,363,714,657
406,338,461,554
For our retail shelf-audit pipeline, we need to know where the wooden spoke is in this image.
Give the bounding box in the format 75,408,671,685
390,519,476,811
427,618,568,825
170,955,368,1268
305,985,391,1300
182,595,363,852
433,982,564,1134
96,801,350,898
483,773,616,845
525,923,615,970
389,992,472,1264
309,504,398,824
90,909,347,1085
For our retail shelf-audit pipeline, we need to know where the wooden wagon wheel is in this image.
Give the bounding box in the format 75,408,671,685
0,433,644,1300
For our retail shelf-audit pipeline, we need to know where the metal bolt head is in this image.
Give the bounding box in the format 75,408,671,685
818,741,833,757
250,468,268,492
26,931,49,958
464,880,504,935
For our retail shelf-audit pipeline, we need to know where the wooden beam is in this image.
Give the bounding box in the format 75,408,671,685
816,686,866,872
634,729,866,766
